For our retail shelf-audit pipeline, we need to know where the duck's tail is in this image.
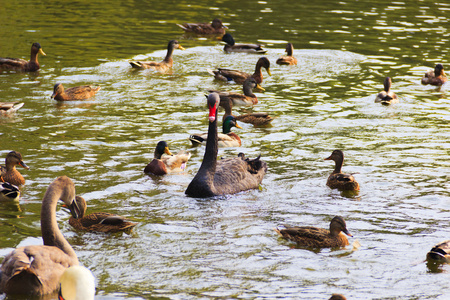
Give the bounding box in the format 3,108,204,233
129,61,143,69
188,135,204,146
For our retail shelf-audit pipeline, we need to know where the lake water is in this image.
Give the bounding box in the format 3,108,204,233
1,0,450,299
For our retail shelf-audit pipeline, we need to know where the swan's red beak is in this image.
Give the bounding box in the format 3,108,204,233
209,104,217,122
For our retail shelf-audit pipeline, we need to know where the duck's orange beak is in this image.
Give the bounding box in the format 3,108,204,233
39,48,46,56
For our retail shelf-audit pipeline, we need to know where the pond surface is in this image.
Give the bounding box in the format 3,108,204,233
1,0,450,299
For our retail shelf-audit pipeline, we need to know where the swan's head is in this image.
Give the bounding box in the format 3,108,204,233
59,266,95,300
52,176,80,219
207,93,220,122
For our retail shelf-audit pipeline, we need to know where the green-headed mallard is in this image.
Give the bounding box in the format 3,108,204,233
0,102,24,116
209,57,271,84
275,216,352,248
0,182,20,201
276,43,297,65
422,63,448,86
325,150,359,191
208,77,263,106
189,115,242,147
59,266,95,300
129,40,185,71
0,151,29,187
220,97,273,126
177,18,227,35
51,83,101,101
221,33,267,54
0,43,46,72
375,77,398,105
144,141,191,175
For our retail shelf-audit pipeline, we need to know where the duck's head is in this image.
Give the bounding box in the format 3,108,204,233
258,57,272,76
330,216,352,237
168,40,185,51
221,33,235,46
73,196,87,218
32,42,46,56
285,43,294,56
324,149,344,163
5,151,29,170
211,18,227,29
244,77,265,92
222,115,242,133
51,83,64,99
59,266,96,300
435,63,446,77
207,93,220,122
383,77,392,92
154,141,173,159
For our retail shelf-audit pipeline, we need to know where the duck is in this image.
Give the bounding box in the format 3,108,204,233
421,63,448,86
177,18,227,35
129,40,185,71
208,77,262,106
0,176,80,296
0,182,20,201
189,115,242,147
221,33,267,54
0,42,46,72
68,196,137,233
208,57,271,84
58,266,95,300
276,43,297,65
51,83,101,101
220,97,273,126
0,102,24,116
325,150,360,191
275,216,352,248
0,151,29,186
144,141,191,175
329,294,347,300
426,240,450,263
185,93,267,198
374,77,398,105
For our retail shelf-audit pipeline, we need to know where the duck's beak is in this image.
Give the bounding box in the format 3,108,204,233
19,160,30,170
266,68,272,76
255,84,265,92
343,228,352,237
324,155,332,160
235,123,243,129
164,147,173,156
68,198,80,219
39,48,46,56
178,45,186,50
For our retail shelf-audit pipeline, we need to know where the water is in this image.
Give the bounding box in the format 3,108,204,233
1,0,450,299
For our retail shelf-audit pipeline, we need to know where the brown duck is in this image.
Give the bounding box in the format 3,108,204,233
0,42,46,72
68,196,137,233
51,83,101,101
0,151,29,186
275,216,352,248
0,176,80,296
129,40,185,71
220,97,273,126
325,150,360,191
374,77,398,105
209,57,271,84
0,102,24,116
209,77,263,106
421,63,448,86
144,141,191,175
276,43,297,65
221,33,267,54
185,93,267,198
177,18,227,35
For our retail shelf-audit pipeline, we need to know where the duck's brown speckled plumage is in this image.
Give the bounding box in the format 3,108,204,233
221,34,267,54
374,77,398,105
185,93,267,198
220,97,273,126
325,150,359,191
276,43,297,65
0,102,24,116
51,83,101,101
275,216,352,248
426,240,450,262
421,63,448,86
144,141,191,175
129,40,185,71
0,43,46,72
209,57,271,84
209,77,262,107
0,151,29,187
177,18,226,35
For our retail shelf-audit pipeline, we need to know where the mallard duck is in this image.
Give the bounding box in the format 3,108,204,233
0,102,24,116
329,294,347,300
208,57,271,84
144,141,191,175
220,97,273,126
51,83,101,101
0,182,20,201
0,42,46,72
189,115,242,147
68,196,137,233
209,77,262,106
325,150,359,191
0,151,29,187
375,77,398,105
421,63,448,86
426,240,450,262
59,266,95,300
221,33,267,54
129,40,185,71
185,93,267,198
276,43,297,65
177,18,227,35
275,216,352,248
0,176,79,296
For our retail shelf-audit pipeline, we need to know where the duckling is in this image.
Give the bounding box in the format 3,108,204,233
209,57,271,84
325,150,359,191
68,196,137,233
144,141,191,175
375,77,398,105
177,18,227,35
51,83,101,101
426,240,450,263
0,42,46,72
275,216,352,248
220,97,273,126
221,33,267,54
209,77,263,106
58,266,95,300
421,63,448,86
129,40,185,71
189,115,242,147
276,43,297,65
0,151,29,186
0,182,20,201
0,102,24,116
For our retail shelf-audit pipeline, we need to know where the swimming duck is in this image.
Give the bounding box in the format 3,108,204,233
68,196,137,233
129,40,185,71
325,150,360,191
177,18,227,35
51,83,101,101
221,33,267,54
421,63,448,86
0,176,79,296
209,57,271,84
0,182,20,201
0,102,24,116
276,43,297,65
144,141,191,175
0,42,46,72
426,240,450,263
0,151,29,187
209,77,262,106
329,294,347,300
185,93,267,198
58,266,95,300
275,216,352,248
189,115,242,147
220,97,273,126
375,77,398,105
